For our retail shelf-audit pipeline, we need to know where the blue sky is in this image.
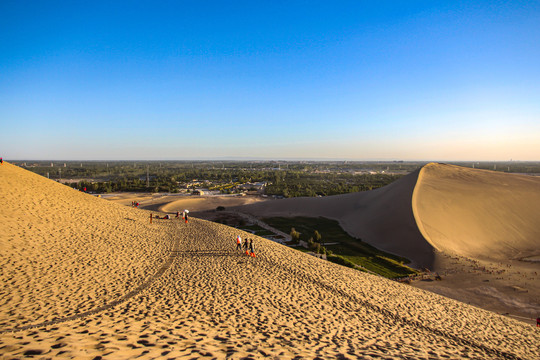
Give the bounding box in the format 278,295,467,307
1,1,539,160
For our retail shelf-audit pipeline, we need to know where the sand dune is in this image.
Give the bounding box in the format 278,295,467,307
237,163,540,266
413,163,540,261
236,163,540,320
234,169,435,268
158,195,268,213
1,162,539,359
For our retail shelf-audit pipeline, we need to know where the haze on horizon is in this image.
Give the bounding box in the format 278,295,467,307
1,1,539,161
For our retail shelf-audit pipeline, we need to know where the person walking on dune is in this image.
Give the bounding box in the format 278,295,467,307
249,238,255,257
243,237,249,252
184,211,189,224
236,235,242,250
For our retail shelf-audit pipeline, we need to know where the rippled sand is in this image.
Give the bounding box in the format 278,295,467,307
1,163,538,359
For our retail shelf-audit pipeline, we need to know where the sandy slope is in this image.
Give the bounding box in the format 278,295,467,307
158,195,269,213
235,163,540,321
232,169,434,268
0,163,174,329
413,163,540,261
1,162,539,359
236,163,540,268
103,192,270,213
411,163,540,321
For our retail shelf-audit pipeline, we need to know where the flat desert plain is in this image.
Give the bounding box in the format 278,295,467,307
1,162,539,359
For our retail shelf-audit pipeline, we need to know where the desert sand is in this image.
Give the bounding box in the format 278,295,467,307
413,163,540,261
235,163,540,322
104,192,269,214
1,162,539,359
158,195,268,213
231,169,434,268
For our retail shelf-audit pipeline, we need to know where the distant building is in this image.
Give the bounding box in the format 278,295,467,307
238,182,267,191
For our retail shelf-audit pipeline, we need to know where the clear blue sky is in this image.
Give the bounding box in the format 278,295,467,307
1,1,539,160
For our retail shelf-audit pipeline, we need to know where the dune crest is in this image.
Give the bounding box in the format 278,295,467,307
412,163,540,261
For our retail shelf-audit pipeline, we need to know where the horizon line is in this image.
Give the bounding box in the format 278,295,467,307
5,158,539,163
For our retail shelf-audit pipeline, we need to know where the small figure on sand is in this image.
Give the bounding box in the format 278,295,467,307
0,157,3,165
243,237,249,252
537,317,540,327
249,238,255,257
184,210,189,223
176,211,180,218
150,213,153,224
236,235,242,250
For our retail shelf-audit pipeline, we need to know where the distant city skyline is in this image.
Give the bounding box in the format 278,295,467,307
1,1,539,161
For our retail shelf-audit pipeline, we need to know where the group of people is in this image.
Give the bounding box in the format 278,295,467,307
236,235,256,257
176,211,189,223
131,201,140,208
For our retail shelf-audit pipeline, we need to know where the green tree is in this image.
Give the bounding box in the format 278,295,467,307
290,228,300,243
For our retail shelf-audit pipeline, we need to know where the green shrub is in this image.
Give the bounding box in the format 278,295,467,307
327,254,356,269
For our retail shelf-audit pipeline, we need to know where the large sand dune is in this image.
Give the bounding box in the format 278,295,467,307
1,162,539,359
237,163,540,267
234,169,435,268
236,163,540,320
413,163,540,261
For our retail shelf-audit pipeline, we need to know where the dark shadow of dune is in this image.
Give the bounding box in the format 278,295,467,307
231,169,436,269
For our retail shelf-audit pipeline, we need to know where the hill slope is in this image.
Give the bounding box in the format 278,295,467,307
0,162,538,359
234,169,435,268
238,163,540,266
413,163,540,261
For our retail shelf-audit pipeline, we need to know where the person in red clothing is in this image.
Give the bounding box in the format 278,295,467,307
249,239,255,257
537,317,540,327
